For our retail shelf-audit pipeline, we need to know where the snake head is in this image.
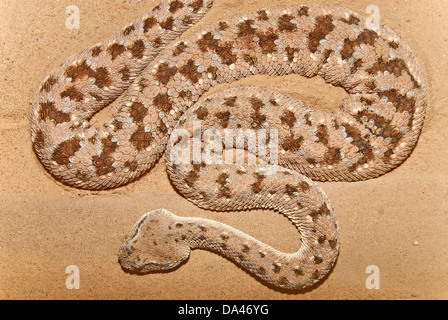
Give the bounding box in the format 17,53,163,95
118,209,190,273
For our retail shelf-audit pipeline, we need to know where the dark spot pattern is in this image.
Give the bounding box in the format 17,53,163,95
309,204,331,221
249,97,266,129
197,32,237,65
285,46,300,62
64,60,111,88
282,135,303,152
91,46,102,57
188,0,203,13
61,86,84,102
219,21,229,30
169,0,184,13
52,136,82,166
33,130,45,149
143,17,157,33
182,15,193,26
107,43,126,60
92,136,118,176
257,30,279,54
340,14,360,25
294,267,305,276
215,111,231,128
153,93,173,112
173,42,187,56
180,59,201,83
273,263,281,273
257,10,269,21
124,160,138,171
207,66,218,79
155,63,178,85
242,244,250,253
195,106,209,120
40,76,57,92
216,172,231,199
278,14,297,32
238,19,256,37
340,29,379,60
298,6,309,17
304,114,312,126
119,66,131,82
308,15,335,53
39,101,71,124
153,37,164,48
130,126,152,151
123,25,135,36
159,17,174,30
285,184,298,197
129,102,148,123
250,173,265,193
368,58,420,89
127,40,145,59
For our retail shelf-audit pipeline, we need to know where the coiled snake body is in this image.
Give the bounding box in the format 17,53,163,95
30,0,426,290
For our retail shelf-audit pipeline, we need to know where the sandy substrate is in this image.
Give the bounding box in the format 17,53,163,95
1,0,447,299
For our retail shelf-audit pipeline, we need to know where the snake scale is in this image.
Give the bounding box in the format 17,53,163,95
30,0,426,290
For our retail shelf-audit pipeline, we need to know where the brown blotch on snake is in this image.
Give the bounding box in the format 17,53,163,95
298,6,309,17
51,136,82,166
143,17,157,33
91,46,103,57
153,93,173,112
92,137,118,176
169,0,184,13
173,42,187,56
39,101,71,124
155,62,178,85
160,17,175,31
40,76,57,93
127,40,146,59
250,173,266,194
180,59,201,83
257,10,269,21
123,25,135,36
281,135,304,152
340,29,379,60
216,172,232,199
61,86,84,102
129,102,148,123
130,126,153,151
278,14,297,32
107,43,126,60
308,15,335,53
215,111,231,129
340,14,360,25
119,66,131,82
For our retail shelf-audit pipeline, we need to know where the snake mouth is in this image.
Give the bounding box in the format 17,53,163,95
118,243,183,273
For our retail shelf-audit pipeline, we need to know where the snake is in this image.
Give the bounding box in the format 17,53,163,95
30,0,426,290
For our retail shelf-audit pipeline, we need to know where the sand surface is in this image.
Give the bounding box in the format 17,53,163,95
1,0,447,299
